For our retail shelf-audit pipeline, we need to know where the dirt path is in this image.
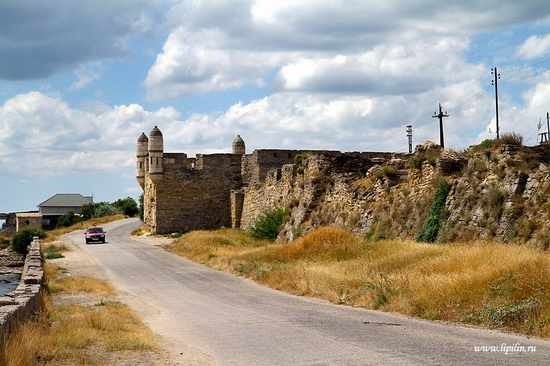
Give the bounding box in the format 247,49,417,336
50,232,213,365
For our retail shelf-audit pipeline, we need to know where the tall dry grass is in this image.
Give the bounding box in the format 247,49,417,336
168,226,550,338
1,263,159,366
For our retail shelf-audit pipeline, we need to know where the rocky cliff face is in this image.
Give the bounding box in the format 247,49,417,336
241,142,550,248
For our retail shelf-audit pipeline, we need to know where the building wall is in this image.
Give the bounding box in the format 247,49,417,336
15,214,42,232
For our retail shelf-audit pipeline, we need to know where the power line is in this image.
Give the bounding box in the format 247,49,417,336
445,75,491,108
447,84,492,114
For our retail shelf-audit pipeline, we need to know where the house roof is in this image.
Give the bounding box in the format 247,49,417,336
38,194,93,208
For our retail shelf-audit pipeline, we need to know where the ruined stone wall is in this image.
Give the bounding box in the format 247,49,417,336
238,144,550,247
0,237,44,351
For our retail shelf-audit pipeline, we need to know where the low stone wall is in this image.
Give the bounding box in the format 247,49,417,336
0,237,44,349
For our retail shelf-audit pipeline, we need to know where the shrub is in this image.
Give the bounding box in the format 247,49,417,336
249,207,288,240
12,227,47,254
471,139,495,153
56,211,81,228
498,132,523,147
416,179,451,243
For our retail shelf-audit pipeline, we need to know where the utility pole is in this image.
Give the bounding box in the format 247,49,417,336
406,125,413,153
433,103,449,148
544,112,550,145
491,67,500,139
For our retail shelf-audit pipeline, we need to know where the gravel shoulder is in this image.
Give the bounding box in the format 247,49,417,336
50,232,214,366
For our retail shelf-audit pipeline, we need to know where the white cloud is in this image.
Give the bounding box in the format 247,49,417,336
516,34,550,59
146,0,550,101
0,92,180,177
70,62,104,90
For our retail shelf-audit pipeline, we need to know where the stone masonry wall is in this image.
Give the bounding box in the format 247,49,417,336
0,237,44,351
144,152,243,234
238,144,550,247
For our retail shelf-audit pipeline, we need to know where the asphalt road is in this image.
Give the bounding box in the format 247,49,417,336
64,219,550,365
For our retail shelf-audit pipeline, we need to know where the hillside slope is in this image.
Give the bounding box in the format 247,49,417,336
241,141,550,248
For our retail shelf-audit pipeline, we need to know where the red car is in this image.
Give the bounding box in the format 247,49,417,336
84,227,106,244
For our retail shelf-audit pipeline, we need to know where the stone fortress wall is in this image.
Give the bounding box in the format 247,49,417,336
137,126,405,234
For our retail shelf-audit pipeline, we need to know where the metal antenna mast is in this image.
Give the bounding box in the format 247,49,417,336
433,103,449,148
406,125,413,153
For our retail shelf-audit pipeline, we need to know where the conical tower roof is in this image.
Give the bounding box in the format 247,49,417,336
232,135,245,154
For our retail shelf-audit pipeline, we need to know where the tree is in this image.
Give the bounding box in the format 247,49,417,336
80,202,98,221
112,197,139,217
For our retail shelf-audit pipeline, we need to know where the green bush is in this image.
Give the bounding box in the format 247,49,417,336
81,201,122,220
249,207,288,240
416,180,451,243
57,211,82,228
471,139,495,153
12,227,47,254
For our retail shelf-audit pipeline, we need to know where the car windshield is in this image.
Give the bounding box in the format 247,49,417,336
88,228,103,233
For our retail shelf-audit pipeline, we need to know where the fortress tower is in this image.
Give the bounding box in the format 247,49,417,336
232,135,246,154
136,132,148,188
148,126,164,184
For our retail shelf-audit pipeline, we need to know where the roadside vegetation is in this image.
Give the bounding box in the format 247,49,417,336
55,197,139,228
1,260,161,365
166,226,550,339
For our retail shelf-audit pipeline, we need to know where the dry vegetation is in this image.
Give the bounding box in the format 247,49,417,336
1,263,161,366
167,226,550,339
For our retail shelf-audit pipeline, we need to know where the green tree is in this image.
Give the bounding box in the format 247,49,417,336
138,193,144,221
113,197,139,217
80,202,98,221
12,227,47,254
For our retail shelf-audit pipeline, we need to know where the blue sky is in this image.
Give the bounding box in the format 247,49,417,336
2,0,550,214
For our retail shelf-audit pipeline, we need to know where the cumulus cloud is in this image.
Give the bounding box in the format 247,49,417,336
516,34,550,59
0,0,153,81
145,0,550,100
0,92,179,176
69,62,104,90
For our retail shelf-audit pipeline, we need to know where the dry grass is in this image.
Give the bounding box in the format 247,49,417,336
168,226,550,338
1,263,160,366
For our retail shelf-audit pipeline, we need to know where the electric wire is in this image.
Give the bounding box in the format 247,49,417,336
446,84,492,114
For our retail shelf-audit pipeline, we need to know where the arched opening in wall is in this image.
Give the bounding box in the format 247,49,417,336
274,153,277,158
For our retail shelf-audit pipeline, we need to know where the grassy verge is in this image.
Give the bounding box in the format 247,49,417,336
1,263,160,366
167,226,550,339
